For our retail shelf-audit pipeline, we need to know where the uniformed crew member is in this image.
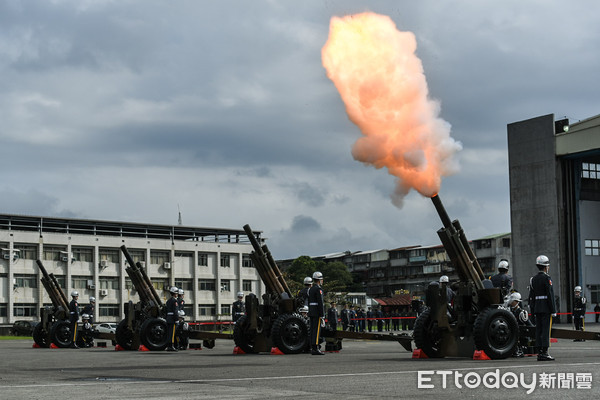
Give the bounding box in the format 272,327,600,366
78,313,94,348
573,286,587,341
490,259,513,298
177,289,185,312
297,277,312,307
82,296,95,325
341,304,350,331
327,301,338,331
366,307,373,332
166,286,179,351
506,292,533,357
232,291,245,323
440,275,454,304
528,255,556,361
308,271,325,355
69,290,80,349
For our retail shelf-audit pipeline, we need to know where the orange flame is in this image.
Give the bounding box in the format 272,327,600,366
322,12,461,207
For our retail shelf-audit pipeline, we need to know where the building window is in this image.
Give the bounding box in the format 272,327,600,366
221,304,231,315
125,278,133,290
174,279,193,291
242,255,253,268
13,303,37,317
99,277,119,290
220,254,231,267
502,238,511,248
0,303,7,317
199,279,216,291
43,246,66,261
198,304,216,316
585,240,599,256
582,162,599,179
14,244,37,260
243,280,252,292
150,250,170,265
72,247,93,262
198,253,208,266
99,304,120,317
14,274,38,288
220,280,230,292
72,275,93,289
99,248,119,263
128,249,146,263
175,251,193,258
151,279,169,292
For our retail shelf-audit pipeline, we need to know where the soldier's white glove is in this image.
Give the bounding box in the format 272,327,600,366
320,318,326,328
551,313,557,317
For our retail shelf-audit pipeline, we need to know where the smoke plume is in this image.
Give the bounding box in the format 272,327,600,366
322,12,461,207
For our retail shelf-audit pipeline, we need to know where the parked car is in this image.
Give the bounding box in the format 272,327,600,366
11,320,39,336
93,323,118,334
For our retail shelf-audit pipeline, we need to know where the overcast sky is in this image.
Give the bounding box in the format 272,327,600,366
1,1,599,259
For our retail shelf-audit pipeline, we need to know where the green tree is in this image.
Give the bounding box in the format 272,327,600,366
287,255,316,283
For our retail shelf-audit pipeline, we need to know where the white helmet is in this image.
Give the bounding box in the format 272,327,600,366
312,271,323,280
71,290,79,297
82,313,90,320
169,286,178,294
89,297,96,303
536,255,550,267
303,277,313,285
574,286,582,292
178,289,184,295
237,291,244,298
507,292,522,303
178,310,185,317
498,260,509,271
299,305,309,313
439,275,449,283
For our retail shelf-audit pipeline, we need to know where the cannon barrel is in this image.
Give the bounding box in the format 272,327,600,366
430,194,485,290
36,259,69,311
243,224,291,298
120,245,163,307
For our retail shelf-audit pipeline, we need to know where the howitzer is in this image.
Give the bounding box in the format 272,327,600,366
32,260,75,348
115,245,169,350
232,224,309,353
413,194,520,359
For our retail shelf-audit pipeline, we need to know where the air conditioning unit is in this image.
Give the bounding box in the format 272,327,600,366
88,284,96,290
61,256,69,262
100,260,108,268
100,289,108,296
3,254,10,260
163,262,171,269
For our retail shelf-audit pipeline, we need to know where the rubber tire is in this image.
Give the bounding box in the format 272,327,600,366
473,307,519,359
233,315,258,354
50,320,73,348
413,308,444,358
116,319,139,350
140,318,168,351
32,323,50,348
271,313,309,354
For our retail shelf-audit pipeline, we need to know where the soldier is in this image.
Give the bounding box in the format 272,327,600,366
505,292,533,357
232,291,245,323
490,259,513,298
166,286,179,351
308,271,325,355
299,305,309,318
376,308,383,332
341,303,350,331
78,313,94,348
69,291,80,349
595,303,600,323
440,275,454,304
327,301,338,331
176,310,189,350
528,255,556,361
573,285,587,341
366,307,373,332
82,296,95,325
177,289,185,312
349,306,356,332
297,277,312,307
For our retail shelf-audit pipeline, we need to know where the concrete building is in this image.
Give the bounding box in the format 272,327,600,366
0,214,264,326
508,113,600,322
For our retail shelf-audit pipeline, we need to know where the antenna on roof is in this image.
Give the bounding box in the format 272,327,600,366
177,204,182,226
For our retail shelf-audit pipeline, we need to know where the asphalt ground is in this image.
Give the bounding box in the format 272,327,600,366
1,327,600,399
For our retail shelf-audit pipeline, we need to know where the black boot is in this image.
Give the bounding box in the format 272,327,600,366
311,346,324,355
537,348,555,361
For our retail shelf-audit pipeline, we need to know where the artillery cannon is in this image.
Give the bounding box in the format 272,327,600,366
115,245,169,350
33,260,74,348
413,194,520,359
233,224,309,354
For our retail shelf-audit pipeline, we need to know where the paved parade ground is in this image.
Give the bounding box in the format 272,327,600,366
2,330,600,400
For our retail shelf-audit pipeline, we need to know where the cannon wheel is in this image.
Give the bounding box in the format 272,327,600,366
140,318,168,351
413,308,444,358
473,307,519,359
233,315,258,354
115,319,140,350
50,320,72,348
32,323,50,348
271,313,309,354
202,339,215,349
